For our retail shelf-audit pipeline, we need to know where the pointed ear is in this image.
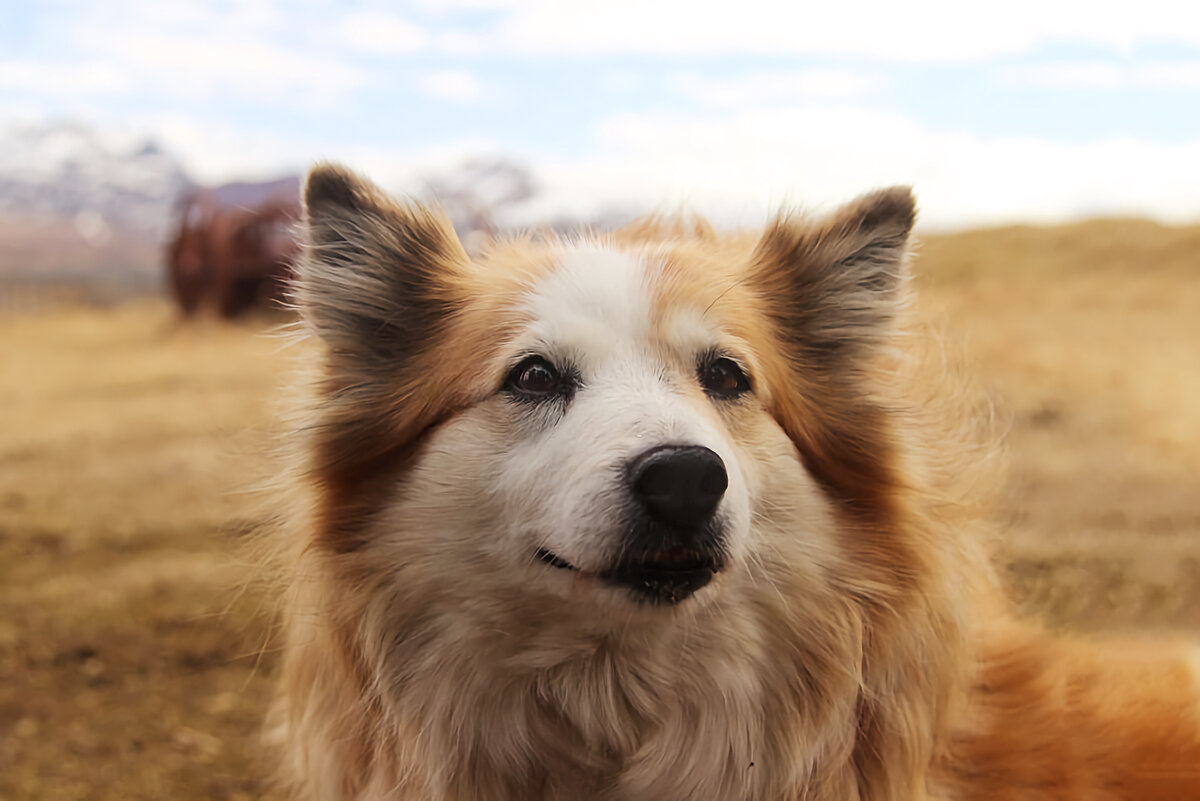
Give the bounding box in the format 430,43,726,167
753,186,915,364
297,163,469,365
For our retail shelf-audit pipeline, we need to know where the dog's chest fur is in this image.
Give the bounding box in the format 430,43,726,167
346,575,869,801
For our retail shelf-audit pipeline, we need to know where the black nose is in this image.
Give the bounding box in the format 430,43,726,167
628,445,728,530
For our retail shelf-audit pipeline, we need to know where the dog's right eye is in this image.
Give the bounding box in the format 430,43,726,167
505,356,561,398
699,355,751,399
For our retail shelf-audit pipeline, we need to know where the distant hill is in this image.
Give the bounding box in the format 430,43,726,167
0,120,193,235
0,121,306,282
209,176,301,209
0,120,190,281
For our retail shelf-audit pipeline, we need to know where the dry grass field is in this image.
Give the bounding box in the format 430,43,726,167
2,219,1199,799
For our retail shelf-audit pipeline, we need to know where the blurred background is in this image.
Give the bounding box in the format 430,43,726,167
2,1,1198,798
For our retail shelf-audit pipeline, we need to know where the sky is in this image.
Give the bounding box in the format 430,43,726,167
3,0,1200,228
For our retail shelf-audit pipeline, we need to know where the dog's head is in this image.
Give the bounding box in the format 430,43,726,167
296,164,914,613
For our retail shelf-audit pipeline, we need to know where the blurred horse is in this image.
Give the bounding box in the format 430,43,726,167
167,178,301,318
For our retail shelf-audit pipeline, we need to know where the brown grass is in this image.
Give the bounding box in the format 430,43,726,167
0,305,289,800
918,219,1200,630
1,218,1198,799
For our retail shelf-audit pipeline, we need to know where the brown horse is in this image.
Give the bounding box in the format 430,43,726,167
166,180,301,318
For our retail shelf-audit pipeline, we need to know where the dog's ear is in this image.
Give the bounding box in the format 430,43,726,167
753,187,914,365
298,163,469,365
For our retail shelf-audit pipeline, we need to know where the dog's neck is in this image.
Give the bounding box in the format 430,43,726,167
348,581,869,801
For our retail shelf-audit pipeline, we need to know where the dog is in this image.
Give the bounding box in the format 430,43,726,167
272,164,1200,800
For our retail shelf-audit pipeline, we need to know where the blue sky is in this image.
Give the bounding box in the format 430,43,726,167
3,0,1200,227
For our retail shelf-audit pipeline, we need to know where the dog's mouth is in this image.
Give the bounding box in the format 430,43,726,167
535,546,723,605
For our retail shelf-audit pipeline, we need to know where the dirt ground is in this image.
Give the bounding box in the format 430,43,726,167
2,218,1198,799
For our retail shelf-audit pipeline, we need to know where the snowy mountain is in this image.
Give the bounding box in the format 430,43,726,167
0,120,632,283
0,120,194,237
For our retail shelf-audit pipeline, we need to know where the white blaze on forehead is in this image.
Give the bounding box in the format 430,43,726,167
522,245,653,354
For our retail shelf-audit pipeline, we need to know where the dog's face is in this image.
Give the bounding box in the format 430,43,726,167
444,244,766,606
298,166,915,616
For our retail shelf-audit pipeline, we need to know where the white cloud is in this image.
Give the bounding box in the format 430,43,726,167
515,106,1200,228
1137,61,1200,88
39,1,373,106
417,69,486,101
0,61,130,94
431,0,1200,61
153,100,1200,228
72,28,370,101
1001,60,1200,90
669,70,883,106
127,114,316,182
0,102,41,123
126,111,503,188
435,29,487,55
336,11,429,54
999,62,1126,90
29,99,1200,231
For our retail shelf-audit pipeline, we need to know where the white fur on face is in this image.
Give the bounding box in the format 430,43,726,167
493,246,751,576
371,242,840,610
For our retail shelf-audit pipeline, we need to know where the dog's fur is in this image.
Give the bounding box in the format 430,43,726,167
273,164,1200,800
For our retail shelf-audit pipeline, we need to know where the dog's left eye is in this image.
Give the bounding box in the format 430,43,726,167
699,356,751,399
505,356,561,397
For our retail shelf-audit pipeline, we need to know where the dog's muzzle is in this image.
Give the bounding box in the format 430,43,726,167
538,444,730,605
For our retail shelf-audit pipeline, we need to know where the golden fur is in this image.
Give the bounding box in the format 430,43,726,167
272,164,1200,800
